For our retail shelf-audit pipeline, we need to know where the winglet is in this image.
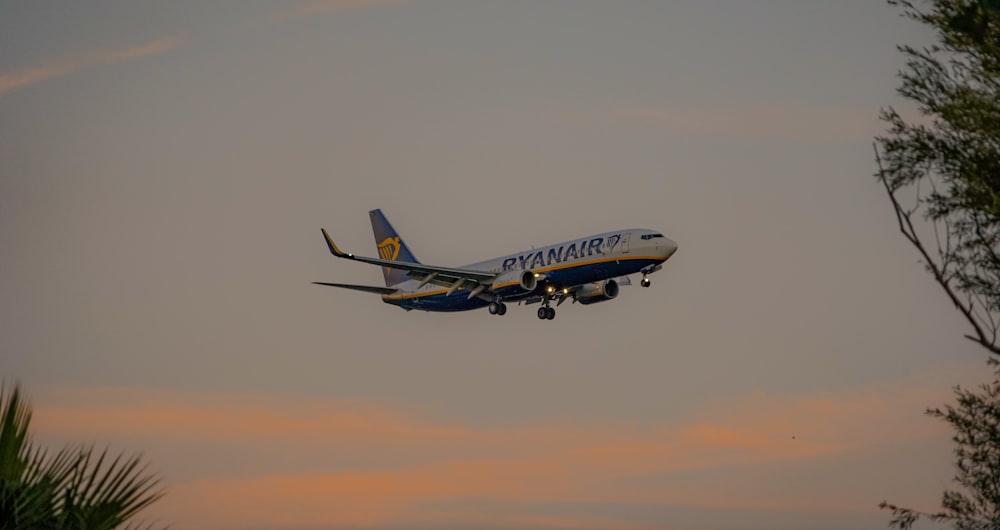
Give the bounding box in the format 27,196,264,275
321,229,351,258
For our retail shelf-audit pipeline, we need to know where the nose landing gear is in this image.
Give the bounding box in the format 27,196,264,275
639,263,661,288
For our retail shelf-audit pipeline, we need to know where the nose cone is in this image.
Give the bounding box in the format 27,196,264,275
661,237,678,260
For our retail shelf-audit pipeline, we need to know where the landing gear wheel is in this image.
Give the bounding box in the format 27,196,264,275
497,302,507,315
545,307,555,320
641,278,651,288
488,302,499,315
537,307,548,320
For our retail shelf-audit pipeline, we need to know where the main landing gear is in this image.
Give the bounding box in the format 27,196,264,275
537,294,556,320
488,300,507,315
641,277,651,288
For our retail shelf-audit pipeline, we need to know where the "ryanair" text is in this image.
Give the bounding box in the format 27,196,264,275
501,234,622,271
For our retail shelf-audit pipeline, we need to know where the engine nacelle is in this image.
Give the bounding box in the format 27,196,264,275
492,269,538,293
575,279,620,305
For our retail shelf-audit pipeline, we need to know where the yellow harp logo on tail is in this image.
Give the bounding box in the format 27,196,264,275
378,237,401,261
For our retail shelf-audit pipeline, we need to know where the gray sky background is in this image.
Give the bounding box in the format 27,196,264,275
0,1,990,529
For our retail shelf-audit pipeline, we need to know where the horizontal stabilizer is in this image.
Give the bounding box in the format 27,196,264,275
312,282,398,295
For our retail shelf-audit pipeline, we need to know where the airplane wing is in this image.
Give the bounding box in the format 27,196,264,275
320,229,497,290
312,282,399,295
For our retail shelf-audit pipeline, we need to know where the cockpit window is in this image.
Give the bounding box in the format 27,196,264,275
640,233,664,240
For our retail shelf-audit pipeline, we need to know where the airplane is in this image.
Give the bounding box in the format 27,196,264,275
313,209,678,320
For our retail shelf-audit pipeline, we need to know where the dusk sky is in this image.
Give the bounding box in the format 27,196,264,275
1,1,993,529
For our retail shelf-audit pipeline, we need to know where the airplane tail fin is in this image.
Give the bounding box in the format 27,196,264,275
369,209,420,287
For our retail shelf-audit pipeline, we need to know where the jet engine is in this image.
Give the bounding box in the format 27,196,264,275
491,269,538,293
574,279,620,305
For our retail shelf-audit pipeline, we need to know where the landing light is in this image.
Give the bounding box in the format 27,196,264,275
546,286,555,293
563,288,569,294
534,273,540,278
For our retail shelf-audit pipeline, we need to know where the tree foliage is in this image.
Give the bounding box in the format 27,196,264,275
879,361,1000,529
875,0,1000,356
0,383,164,529
876,0,1000,528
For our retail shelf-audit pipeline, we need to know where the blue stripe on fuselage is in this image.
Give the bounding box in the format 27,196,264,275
381,256,660,312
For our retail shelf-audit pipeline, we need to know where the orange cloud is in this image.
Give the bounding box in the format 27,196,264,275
682,423,771,449
31,374,959,529
0,35,188,98
162,464,674,529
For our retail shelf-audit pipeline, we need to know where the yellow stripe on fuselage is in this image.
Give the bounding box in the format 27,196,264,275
382,255,661,300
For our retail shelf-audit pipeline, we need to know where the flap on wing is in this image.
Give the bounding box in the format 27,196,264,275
312,282,398,295
406,270,476,289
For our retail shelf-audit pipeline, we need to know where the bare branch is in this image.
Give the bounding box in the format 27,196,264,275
873,143,1000,357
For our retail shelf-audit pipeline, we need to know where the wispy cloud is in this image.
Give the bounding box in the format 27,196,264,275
29,372,960,529
274,0,404,21
0,35,188,98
